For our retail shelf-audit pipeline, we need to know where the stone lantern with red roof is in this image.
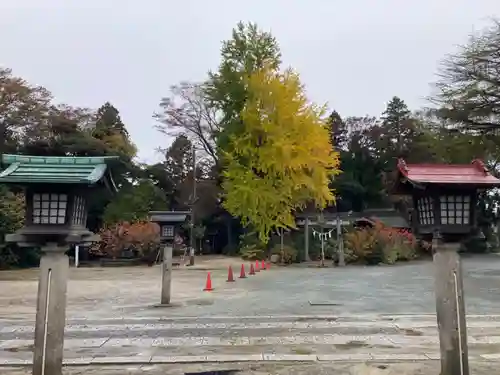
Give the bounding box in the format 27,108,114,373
394,158,500,375
395,158,500,239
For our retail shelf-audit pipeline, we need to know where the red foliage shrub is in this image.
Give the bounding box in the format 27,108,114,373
345,221,417,264
90,221,160,259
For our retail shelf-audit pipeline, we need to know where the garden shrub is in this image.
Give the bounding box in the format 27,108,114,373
341,246,357,264
461,235,489,253
344,222,417,265
271,244,298,264
0,243,19,269
0,244,41,270
238,231,266,260
0,186,25,269
344,226,377,263
222,243,239,256
291,231,306,260
381,243,399,265
240,246,266,260
91,221,160,259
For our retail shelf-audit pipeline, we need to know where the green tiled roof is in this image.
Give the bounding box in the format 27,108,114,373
0,154,119,184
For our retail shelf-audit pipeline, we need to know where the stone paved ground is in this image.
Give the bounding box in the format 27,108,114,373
2,255,500,320
1,254,500,372
2,314,500,364
1,362,500,375
0,256,244,321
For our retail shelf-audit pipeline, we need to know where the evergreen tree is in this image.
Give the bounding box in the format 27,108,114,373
205,22,282,153
376,96,415,170
93,102,136,160
380,96,411,156
95,102,129,137
327,110,348,151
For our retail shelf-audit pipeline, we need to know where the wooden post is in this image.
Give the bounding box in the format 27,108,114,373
280,228,284,259
320,222,325,267
337,216,345,266
304,218,310,261
433,235,469,375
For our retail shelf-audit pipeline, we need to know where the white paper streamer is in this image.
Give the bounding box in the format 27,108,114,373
312,228,334,240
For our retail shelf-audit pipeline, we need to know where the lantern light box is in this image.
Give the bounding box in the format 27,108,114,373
394,158,500,238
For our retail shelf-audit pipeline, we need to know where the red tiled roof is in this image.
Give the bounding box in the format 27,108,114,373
397,159,500,186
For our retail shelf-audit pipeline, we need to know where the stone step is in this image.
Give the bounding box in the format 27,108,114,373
3,334,500,349
3,313,500,326
2,338,500,365
3,315,500,366
3,316,500,339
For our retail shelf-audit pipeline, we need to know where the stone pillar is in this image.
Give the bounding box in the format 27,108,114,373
304,218,310,261
433,238,469,375
33,244,69,375
161,244,173,305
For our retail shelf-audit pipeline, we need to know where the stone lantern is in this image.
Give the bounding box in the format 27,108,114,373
0,154,118,375
394,158,500,375
149,210,189,305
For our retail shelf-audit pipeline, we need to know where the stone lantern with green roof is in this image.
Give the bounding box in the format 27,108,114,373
0,154,118,375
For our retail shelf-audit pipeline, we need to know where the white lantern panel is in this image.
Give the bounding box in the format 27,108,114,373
162,225,175,238
418,197,434,225
439,195,471,225
32,193,68,225
71,196,87,226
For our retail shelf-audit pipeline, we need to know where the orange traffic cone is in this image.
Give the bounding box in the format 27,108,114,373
261,260,266,270
227,266,235,282
249,263,255,275
266,262,271,270
239,264,247,279
255,260,260,272
203,272,213,291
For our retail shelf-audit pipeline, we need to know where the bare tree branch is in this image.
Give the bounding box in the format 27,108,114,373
0,67,52,154
432,19,500,131
154,82,221,163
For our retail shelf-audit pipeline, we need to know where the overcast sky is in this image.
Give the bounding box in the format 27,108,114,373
1,0,499,163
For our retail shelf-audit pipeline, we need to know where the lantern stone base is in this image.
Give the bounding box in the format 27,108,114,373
161,245,173,305
6,227,99,375
433,241,469,375
5,225,99,247
32,244,70,375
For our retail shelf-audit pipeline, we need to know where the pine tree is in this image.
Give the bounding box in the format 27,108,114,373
327,110,348,151
95,102,129,138
379,96,413,167
92,102,136,160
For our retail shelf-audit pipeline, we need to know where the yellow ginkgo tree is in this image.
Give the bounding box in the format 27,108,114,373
221,65,341,242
